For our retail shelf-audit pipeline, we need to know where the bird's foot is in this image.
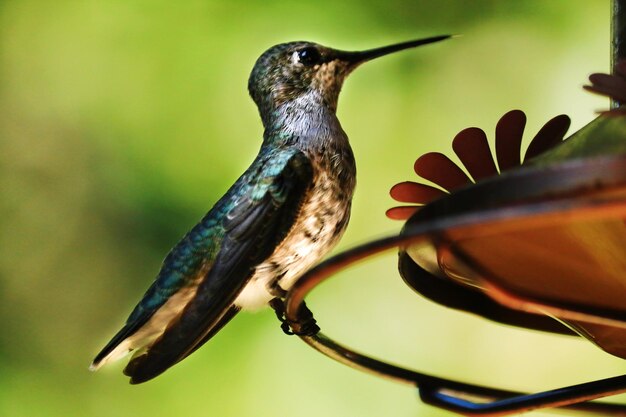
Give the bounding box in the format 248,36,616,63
268,282,287,298
269,298,320,337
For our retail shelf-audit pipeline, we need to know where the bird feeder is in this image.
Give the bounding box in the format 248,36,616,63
282,2,626,415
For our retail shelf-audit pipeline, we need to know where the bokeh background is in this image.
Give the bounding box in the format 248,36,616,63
0,1,622,416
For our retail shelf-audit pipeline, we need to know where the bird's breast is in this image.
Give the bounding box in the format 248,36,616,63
234,151,356,310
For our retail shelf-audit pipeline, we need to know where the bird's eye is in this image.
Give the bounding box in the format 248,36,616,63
296,47,322,66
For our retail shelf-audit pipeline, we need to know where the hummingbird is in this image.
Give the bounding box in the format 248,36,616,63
90,35,450,384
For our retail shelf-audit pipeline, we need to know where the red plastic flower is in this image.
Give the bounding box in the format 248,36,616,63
386,110,571,220
387,62,626,221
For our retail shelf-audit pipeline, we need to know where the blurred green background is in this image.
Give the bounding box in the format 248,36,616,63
0,1,623,416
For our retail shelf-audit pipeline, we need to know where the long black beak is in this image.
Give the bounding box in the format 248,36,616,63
335,35,452,66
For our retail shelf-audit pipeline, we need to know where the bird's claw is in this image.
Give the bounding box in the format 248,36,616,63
269,298,320,336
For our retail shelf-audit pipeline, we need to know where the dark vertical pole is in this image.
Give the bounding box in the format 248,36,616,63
613,0,626,108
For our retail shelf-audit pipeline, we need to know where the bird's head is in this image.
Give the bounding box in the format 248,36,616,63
248,36,450,126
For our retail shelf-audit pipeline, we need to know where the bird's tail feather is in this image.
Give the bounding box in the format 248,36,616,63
123,304,241,384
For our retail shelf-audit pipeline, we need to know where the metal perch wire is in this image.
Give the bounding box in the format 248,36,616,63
285,157,626,416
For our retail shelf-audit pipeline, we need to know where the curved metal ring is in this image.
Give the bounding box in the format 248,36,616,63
284,196,626,416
